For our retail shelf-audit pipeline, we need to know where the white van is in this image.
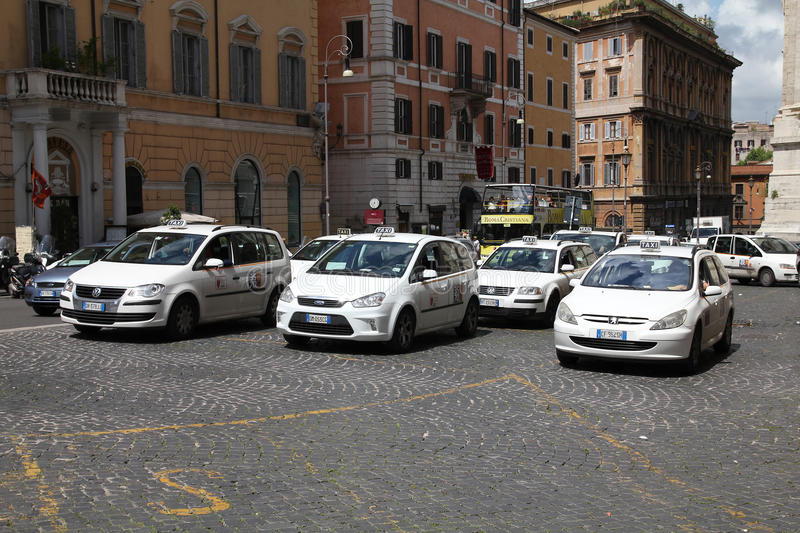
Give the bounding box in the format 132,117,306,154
706,234,799,286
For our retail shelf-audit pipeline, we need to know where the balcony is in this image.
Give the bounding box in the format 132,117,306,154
447,72,493,119
6,69,126,107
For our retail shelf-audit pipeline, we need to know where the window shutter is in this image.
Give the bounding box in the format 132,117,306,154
101,15,116,76
171,30,183,94
200,36,210,97
278,53,290,108
436,35,443,68
64,6,77,65
616,120,622,138
405,100,412,133
392,22,399,58
134,21,146,88
27,0,42,66
465,44,472,80
394,99,401,132
427,34,433,66
403,25,413,60
296,56,306,109
428,104,435,137
604,122,610,139
579,126,585,141
405,159,411,177
253,48,261,105
590,123,596,139
229,44,240,102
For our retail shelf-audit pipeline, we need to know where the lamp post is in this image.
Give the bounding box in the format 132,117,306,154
322,35,354,235
747,177,755,234
610,143,616,230
694,161,712,245
620,141,631,233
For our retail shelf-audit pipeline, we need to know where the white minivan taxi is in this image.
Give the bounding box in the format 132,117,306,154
478,236,598,325
705,234,799,286
276,227,479,352
60,221,291,338
554,242,734,374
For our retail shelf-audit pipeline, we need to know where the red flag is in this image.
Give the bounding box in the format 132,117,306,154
31,164,51,209
475,146,494,180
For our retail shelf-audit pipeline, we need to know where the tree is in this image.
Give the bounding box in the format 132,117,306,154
160,205,182,224
737,146,773,165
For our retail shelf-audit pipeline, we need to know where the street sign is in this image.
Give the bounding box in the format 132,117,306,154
563,195,583,225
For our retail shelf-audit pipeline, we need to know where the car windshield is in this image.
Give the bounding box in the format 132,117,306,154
103,232,207,265
690,227,719,238
751,237,796,254
59,246,113,267
309,240,418,277
483,247,556,272
583,254,692,291
552,233,615,255
292,239,339,261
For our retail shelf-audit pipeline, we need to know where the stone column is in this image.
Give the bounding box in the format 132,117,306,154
32,123,50,236
111,128,127,227
11,123,30,227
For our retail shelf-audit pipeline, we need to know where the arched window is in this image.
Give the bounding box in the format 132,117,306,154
185,167,203,213
287,171,301,247
126,166,143,216
605,213,623,228
278,28,306,109
234,159,260,225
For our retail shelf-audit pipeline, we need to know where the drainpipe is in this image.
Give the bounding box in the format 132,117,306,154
418,0,424,213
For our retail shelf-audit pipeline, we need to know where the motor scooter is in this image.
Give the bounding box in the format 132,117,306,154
0,236,19,294
8,236,55,298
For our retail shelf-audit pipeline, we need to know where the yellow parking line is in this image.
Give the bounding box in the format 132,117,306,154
10,437,65,531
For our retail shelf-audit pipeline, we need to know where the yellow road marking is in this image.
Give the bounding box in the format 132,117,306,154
147,468,230,516
10,437,65,531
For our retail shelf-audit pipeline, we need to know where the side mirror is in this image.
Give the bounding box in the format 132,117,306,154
422,269,438,280
560,264,575,273
703,285,723,296
569,278,581,288
203,258,224,269
476,259,484,267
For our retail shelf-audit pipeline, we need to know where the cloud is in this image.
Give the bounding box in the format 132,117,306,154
671,0,784,122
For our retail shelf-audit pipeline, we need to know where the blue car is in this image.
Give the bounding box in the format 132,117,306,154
24,241,118,315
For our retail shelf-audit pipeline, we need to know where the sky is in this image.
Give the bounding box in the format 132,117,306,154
669,0,784,124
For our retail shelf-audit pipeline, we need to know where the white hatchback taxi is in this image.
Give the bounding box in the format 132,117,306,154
290,228,353,280
478,236,598,325
276,227,479,352
554,242,734,374
60,221,291,338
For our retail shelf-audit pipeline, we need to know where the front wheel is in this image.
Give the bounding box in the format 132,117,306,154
455,298,478,338
714,313,733,355
387,309,415,353
541,293,561,327
758,268,775,287
261,286,282,327
166,296,197,340
681,325,702,375
33,305,57,316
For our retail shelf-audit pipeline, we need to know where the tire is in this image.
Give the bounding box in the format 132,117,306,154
74,324,100,335
681,324,702,375
32,305,57,316
714,313,733,355
758,268,775,287
541,292,561,327
387,308,415,353
556,349,579,367
283,333,310,347
166,296,198,340
261,286,282,327
455,298,478,338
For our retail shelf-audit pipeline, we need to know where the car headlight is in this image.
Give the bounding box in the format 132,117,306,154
517,286,542,295
779,263,795,270
64,278,74,292
351,292,386,308
556,302,577,325
279,286,295,303
127,283,165,298
650,309,687,330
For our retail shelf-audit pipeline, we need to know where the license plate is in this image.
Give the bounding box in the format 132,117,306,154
38,290,55,297
479,298,499,307
83,302,105,312
597,329,626,340
306,313,330,324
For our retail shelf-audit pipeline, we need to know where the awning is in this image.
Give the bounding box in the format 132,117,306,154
459,186,482,204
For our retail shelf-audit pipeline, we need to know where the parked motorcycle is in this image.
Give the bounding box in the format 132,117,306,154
8,236,55,298
0,236,19,294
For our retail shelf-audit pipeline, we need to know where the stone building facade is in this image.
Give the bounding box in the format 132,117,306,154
732,122,773,165
532,0,741,234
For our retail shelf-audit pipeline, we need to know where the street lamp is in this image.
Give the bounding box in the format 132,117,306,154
747,177,755,234
322,34,354,235
694,161,712,246
620,141,631,233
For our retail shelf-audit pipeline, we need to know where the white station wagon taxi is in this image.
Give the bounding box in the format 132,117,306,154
554,241,734,374
478,236,598,325
60,221,291,338
276,227,479,352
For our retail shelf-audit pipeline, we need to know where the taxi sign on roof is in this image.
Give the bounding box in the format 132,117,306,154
337,227,351,236
522,235,537,244
644,230,655,236
640,241,660,251
166,219,187,227
578,226,592,233
374,226,395,235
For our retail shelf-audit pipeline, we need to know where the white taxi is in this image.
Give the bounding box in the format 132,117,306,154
706,234,799,286
554,241,734,374
60,221,291,339
550,227,627,256
276,227,479,352
478,236,598,325
290,228,352,279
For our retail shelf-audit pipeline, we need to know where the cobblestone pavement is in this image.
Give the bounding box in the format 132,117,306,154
0,284,798,532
